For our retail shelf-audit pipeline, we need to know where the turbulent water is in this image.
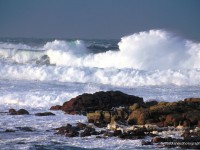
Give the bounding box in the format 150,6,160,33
0,30,200,149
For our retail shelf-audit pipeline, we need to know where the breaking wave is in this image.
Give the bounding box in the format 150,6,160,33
0,29,200,86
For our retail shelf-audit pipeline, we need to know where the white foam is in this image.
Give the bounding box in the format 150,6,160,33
1,30,200,70
0,63,200,87
43,30,200,70
0,30,200,87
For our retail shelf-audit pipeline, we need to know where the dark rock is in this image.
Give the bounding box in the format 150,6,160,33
17,142,26,144
9,108,29,115
142,140,153,145
152,137,162,143
184,111,200,126
183,120,191,127
152,137,173,143
103,131,114,137
5,129,15,132
62,91,144,113
17,109,29,115
9,109,17,115
102,111,111,123
16,127,34,132
181,129,190,138
76,122,86,130
80,126,97,137
35,112,55,116
184,98,200,102
65,130,79,137
164,113,183,127
145,100,158,107
118,128,145,139
50,105,62,110
55,124,79,137
94,122,107,128
113,130,122,137
36,55,50,65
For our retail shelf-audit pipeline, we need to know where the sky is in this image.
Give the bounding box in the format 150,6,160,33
0,0,200,40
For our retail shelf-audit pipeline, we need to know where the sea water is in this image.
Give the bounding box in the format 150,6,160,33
0,30,200,149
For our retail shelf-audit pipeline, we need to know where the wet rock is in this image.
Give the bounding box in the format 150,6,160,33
183,120,191,127
113,130,122,137
87,111,103,124
181,129,190,138
9,109,17,115
164,113,183,127
17,109,29,115
128,109,149,125
17,142,26,144
129,103,140,111
119,128,145,139
36,55,50,65
5,129,15,132
80,126,97,137
35,112,55,116
76,122,87,130
16,127,34,132
55,124,79,137
103,131,114,137
145,100,158,107
142,140,153,145
50,105,62,110
152,137,174,143
62,91,144,113
184,111,200,126
9,109,29,115
128,98,200,127
102,111,111,123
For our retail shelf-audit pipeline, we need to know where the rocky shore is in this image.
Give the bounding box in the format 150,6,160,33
6,91,200,149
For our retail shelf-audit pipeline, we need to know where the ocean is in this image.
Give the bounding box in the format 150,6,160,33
0,29,200,149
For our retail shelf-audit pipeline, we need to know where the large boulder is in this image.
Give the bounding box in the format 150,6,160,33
61,91,144,113
128,98,200,127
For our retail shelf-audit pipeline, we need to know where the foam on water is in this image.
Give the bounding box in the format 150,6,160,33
0,63,200,87
44,30,200,69
1,30,200,69
0,30,200,87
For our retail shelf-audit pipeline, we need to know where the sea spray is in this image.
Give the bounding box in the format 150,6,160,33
1,30,200,69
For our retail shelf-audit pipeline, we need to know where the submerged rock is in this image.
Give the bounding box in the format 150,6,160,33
16,127,34,132
5,129,15,132
35,112,55,116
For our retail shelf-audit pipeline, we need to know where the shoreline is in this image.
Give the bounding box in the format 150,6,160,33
2,90,200,149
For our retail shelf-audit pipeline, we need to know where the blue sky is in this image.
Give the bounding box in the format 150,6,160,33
0,0,200,40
